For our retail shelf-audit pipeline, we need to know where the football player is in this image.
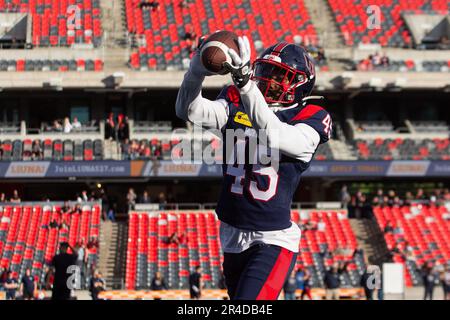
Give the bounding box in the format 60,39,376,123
176,36,332,300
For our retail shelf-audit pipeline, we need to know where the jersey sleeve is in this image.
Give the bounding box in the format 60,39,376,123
289,104,332,144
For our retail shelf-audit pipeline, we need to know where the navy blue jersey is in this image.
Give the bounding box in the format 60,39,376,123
215,86,331,231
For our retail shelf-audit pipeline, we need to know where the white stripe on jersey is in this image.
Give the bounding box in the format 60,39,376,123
219,221,301,253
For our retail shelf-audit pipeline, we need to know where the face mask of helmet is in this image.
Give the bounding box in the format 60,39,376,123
252,60,308,105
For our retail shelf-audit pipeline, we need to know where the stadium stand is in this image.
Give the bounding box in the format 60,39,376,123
0,139,104,161
356,59,450,72
0,0,103,47
0,58,104,71
373,204,450,286
125,210,364,290
0,203,101,286
125,0,318,70
353,138,450,161
327,0,450,47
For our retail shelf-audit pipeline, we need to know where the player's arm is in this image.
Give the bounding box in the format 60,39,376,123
223,36,328,161
240,81,320,161
175,50,228,130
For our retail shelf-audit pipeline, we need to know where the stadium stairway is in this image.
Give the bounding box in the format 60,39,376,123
99,0,126,46
99,0,129,69
98,221,128,289
329,139,357,160
303,0,343,48
349,216,391,267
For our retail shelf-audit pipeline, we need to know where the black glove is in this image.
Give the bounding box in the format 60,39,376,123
222,36,252,88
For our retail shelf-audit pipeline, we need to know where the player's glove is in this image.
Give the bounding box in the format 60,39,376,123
188,36,215,78
223,36,252,88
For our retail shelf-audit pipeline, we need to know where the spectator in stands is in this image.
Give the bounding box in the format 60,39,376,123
51,242,78,300
296,266,312,300
416,188,426,200
52,120,63,132
301,268,313,300
72,203,82,215
189,266,202,300
150,272,168,291
421,262,438,300
358,56,373,71
63,117,72,133
138,141,151,159
140,0,160,11
49,219,59,229
404,191,414,206
316,47,327,66
442,264,450,300
31,139,43,160
10,189,21,203
116,114,129,142
380,54,390,67
0,192,6,202
158,192,167,210
353,246,365,260
43,266,54,290
0,267,7,287
354,190,367,219
121,138,131,160
89,270,105,300
4,271,19,300
392,196,402,207
107,202,117,222
183,25,197,54
283,270,297,300
130,140,140,160
139,190,152,204
438,36,450,50
383,221,394,234
324,263,346,300
166,231,186,245
76,243,87,288
105,113,115,140
340,185,351,209
72,117,82,130
127,188,137,210
79,190,89,202
20,268,36,300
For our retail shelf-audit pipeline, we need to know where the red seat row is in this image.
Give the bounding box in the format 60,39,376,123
0,203,101,282
125,0,318,70
126,209,361,290
373,205,450,286
0,0,102,47
327,0,450,47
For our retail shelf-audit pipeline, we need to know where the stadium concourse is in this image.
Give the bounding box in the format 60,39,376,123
0,0,450,301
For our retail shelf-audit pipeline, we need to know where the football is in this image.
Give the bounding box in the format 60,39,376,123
200,30,240,75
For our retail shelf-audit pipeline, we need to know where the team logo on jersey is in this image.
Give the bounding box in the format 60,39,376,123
234,111,252,127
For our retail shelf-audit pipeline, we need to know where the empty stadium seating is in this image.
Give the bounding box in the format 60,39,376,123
125,210,364,290
0,203,101,283
0,58,104,72
353,138,450,160
0,0,102,47
0,139,104,161
328,0,450,47
357,59,450,72
125,0,317,70
373,204,450,286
